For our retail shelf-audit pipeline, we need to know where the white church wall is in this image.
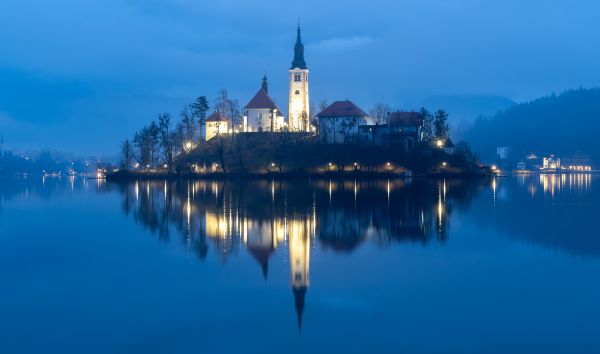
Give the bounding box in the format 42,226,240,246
245,109,285,132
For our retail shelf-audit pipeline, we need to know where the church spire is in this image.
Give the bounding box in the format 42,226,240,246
262,75,268,93
293,286,307,332
291,23,307,69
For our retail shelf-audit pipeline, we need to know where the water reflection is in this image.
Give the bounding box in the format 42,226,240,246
2,174,597,331
111,178,482,328
473,173,599,256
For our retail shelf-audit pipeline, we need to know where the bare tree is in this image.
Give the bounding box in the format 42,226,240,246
158,114,175,172
369,103,390,125
120,139,134,170
214,89,231,116
180,105,197,144
215,136,227,174
148,121,160,167
227,98,240,135
133,127,152,169
319,99,329,113
420,107,434,143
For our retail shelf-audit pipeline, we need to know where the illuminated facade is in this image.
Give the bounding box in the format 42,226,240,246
288,25,310,132
244,76,286,132
288,216,313,329
542,155,561,171
205,112,229,141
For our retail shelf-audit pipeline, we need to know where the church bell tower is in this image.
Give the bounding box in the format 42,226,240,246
288,24,310,132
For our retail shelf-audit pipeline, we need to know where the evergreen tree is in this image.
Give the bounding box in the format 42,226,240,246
433,109,449,140
190,96,209,140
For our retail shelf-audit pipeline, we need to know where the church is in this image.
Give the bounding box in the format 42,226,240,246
241,25,311,133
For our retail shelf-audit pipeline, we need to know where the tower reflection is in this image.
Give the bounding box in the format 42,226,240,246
115,177,481,329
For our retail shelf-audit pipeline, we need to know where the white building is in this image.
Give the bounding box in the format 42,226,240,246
205,112,228,141
243,76,285,132
317,100,372,144
543,155,561,170
288,25,310,132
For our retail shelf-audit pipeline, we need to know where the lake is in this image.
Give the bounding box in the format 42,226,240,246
1,174,599,354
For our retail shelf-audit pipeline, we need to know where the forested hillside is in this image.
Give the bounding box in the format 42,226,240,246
464,88,600,160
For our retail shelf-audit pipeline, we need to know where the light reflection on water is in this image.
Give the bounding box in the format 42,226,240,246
0,173,599,353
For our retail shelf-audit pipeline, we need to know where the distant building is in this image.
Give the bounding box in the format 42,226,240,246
496,146,511,160
359,111,424,150
316,100,372,144
542,155,561,170
205,112,229,141
244,76,285,132
443,138,456,155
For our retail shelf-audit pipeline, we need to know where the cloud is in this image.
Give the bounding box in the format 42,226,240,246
311,35,375,51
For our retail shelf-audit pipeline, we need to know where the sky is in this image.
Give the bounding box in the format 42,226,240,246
0,0,599,156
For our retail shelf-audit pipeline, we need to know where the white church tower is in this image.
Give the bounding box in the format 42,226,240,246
288,24,310,132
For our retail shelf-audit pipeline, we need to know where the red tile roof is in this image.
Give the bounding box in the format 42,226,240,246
206,112,228,122
316,100,367,118
245,89,283,114
389,111,423,126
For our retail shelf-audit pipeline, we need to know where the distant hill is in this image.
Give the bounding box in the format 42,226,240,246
464,88,600,161
420,94,516,124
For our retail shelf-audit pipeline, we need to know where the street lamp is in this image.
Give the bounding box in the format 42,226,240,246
436,139,444,148
185,141,193,152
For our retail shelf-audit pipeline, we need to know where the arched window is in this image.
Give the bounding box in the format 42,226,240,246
295,90,300,95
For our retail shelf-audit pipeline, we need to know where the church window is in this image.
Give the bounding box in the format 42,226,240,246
295,90,300,95
294,74,302,82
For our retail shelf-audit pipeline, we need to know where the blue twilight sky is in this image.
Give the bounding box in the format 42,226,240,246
0,0,599,155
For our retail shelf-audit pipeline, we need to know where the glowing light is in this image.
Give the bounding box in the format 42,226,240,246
436,139,444,148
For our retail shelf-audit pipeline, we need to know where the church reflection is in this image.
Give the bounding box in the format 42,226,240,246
114,177,481,329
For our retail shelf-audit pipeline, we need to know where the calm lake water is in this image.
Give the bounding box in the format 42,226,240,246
1,174,599,354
